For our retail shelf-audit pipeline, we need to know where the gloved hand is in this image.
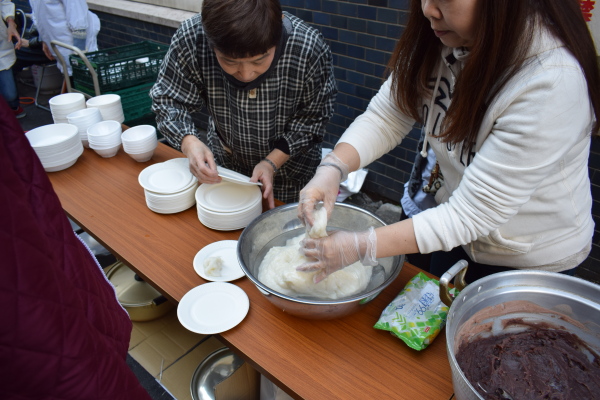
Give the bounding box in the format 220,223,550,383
250,160,276,209
298,152,349,229
181,135,221,184
297,227,378,283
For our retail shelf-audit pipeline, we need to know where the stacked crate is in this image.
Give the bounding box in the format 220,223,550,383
69,41,169,126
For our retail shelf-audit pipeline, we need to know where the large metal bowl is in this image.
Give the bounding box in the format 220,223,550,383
237,202,404,319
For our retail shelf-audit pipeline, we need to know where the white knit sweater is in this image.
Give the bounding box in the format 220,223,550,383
338,29,594,271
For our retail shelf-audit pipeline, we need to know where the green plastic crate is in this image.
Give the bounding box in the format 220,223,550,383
107,82,155,123
70,41,168,93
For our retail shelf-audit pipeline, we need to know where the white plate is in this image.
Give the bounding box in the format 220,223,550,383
177,282,249,334
217,166,262,186
196,181,261,213
139,162,194,194
193,240,245,281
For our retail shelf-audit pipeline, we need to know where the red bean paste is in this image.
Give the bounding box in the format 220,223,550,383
456,328,600,399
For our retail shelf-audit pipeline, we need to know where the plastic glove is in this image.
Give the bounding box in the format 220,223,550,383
250,160,276,209
298,152,349,229
297,227,378,283
181,135,221,184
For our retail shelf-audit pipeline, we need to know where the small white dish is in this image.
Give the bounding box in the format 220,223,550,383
139,163,194,194
193,240,245,282
177,282,249,334
217,166,262,186
196,181,261,213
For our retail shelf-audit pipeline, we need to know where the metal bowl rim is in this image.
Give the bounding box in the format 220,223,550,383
237,202,404,305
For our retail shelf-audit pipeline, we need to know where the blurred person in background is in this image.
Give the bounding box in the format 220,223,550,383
12,21,53,75
297,0,599,284
28,0,100,76
151,0,336,208
0,0,25,118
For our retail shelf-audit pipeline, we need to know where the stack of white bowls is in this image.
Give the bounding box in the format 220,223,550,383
66,107,103,148
49,93,86,124
195,180,262,230
86,94,125,123
138,158,199,214
121,125,158,162
25,123,84,172
87,120,122,158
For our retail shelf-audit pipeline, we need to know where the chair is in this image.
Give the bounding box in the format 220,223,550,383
15,9,26,37
33,63,61,111
15,9,61,111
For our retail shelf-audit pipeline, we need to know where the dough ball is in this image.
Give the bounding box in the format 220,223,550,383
258,234,372,299
307,206,328,239
204,256,223,277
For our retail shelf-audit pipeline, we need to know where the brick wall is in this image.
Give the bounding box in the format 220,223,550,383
14,0,598,279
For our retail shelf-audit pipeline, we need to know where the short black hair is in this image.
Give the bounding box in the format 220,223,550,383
202,0,283,59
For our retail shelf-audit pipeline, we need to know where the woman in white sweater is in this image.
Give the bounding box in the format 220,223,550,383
297,0,600,283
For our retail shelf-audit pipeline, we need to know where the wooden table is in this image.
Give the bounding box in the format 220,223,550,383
47,143,455,400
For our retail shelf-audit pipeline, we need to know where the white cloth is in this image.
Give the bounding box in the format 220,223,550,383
29,0,100,75
338,27,594,271
0,0,16,71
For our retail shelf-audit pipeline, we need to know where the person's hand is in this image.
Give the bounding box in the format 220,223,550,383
21,38,30,48
298,152,349,229
6,18,21,49
297,227,378,283
42,42,55,61
250,160,276,209
181,135,221,184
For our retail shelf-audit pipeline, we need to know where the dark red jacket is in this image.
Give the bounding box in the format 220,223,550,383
0,98,151,400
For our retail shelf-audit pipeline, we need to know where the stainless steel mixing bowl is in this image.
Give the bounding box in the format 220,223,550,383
237,202,404,319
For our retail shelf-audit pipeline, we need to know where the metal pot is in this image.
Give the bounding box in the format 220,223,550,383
237,202,404,319
106,261,174,322
440,262,600,400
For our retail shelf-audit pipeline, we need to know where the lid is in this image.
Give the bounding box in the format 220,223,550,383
106,261,161,307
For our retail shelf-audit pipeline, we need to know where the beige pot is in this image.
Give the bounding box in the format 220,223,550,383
106,261,174,322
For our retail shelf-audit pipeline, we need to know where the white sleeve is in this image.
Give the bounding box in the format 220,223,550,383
337,76,417,168
0,0,15,21
413,57,593,253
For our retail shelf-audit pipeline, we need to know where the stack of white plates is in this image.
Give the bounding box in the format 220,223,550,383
25,123,84,172
138,158,199,214
195,180,262,231
66,107,103,148
121,124,158,162
87,120,122,158
86,94,125,123
49,93,86,124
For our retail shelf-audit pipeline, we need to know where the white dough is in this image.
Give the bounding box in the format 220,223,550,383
258,234,372,299
307,206,328,239
203,256,223,277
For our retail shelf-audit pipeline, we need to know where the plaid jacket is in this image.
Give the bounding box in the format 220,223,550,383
151,12,337,203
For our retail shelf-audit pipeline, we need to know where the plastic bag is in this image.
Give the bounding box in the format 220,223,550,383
374,272,458,351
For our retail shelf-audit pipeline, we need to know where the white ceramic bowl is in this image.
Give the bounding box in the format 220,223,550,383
25,123,79,149
86,94,121,108
127,149,155,162
67,107,102,126
122,125,156,143
87,120,123,148
49,93,86,108
86,95,124,123
92,143,121,158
